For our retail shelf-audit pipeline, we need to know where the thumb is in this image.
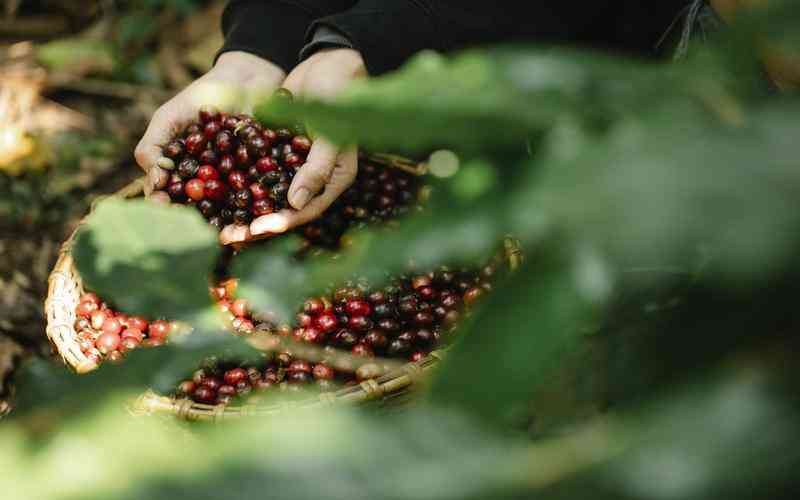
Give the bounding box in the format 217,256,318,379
288,137,339,210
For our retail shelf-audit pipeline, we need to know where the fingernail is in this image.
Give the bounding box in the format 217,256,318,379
291,187,311,210
251,214,289,235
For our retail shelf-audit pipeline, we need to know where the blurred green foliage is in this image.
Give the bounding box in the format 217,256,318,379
6,1,800,499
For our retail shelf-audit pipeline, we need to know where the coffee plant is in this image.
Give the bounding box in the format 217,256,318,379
3,2,800,500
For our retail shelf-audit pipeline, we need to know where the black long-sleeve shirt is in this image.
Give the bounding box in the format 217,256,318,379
219,1,694,75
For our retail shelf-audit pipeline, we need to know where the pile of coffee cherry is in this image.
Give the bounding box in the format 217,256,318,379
157,106,420,248
73,292,178,365
176,256,503,405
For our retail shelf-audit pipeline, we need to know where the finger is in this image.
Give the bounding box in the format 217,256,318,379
134,102,193,173
220,224,252,246
288,137,339,210
252,148,357,234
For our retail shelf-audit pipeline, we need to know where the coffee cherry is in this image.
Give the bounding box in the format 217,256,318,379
119,336,140,352
185,133,206,155
349,315,372,332
387,338,411,356
76,300,99,318
149,320,171,341
223,367,248,386
197,199,218,217
315,311,338,333
463,287,483,305
333,329,359,348
291,135,311,153
163,141,184,158
193,386,216,404
235,144,250,166
177,158,199,179
177,380,197,396
234,189,252,208
228,171,247,191
363,330,388,350
90,310,108,330
201,179,226,202
95,332,121,354
199,105,220,124
201,377,222,391
345,299,371,317
302,327,326,344
185,179,205,201
230,299,249,318
252,199,274,216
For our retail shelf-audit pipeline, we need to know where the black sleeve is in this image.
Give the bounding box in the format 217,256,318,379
217,0,358,73
308,1,694,75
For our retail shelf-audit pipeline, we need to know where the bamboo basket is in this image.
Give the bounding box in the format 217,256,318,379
44,154,521,420
44,154,427,374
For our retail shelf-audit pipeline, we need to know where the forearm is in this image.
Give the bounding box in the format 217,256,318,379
306,0,692,75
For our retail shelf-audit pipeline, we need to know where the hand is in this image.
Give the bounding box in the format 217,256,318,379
135,51,286,197
220,48,367,245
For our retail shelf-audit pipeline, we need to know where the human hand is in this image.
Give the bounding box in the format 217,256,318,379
135,51,286,197
220,48,366,245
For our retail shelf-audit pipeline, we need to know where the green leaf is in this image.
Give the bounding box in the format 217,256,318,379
255,47,740,154
430,245,598,422
72,199,220,319
36,38,117,74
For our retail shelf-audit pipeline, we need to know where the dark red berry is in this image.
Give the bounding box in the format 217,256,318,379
193,386,216,404
235,144,250,166
250,182,268,200
255,157,277,173
363,330,388,350
234,189,252,208
177,158,199,179
223,367,248,385
196,164,219,181
204,179,227,201
203,120,222,140
348,315,372,332
201,377,221,391
233,209,251,224
284,153,303,168
185,133,206,155
252,199,274,216
198,105,220,124
163,141,184,158
345,299,371,317
287,371,311,384
291,135,312,153
315,311,338,333
228,171,247,191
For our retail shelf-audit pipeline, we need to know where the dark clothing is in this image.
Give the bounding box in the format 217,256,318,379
219,1,694,75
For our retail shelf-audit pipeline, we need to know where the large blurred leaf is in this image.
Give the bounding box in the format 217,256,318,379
430,245,599,422
256,47,741,154
72,199,220,319
521,101,800,282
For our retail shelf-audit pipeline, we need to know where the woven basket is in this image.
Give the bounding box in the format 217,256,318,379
133,236,521,421
44,155,521,420
44,153,427,373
